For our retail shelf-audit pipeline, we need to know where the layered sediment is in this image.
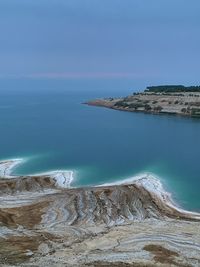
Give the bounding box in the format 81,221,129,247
0,159,200,266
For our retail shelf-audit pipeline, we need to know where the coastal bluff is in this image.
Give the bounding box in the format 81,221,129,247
0,160,200,266
86,85,200,118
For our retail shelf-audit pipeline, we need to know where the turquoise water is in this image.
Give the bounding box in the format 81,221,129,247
0,79,200,211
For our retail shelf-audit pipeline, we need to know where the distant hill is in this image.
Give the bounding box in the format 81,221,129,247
145,85,200,93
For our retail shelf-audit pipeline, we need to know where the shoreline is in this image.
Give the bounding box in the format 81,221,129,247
87,101,196,120
98,173,200,219
1,158,200,266
0,158,74,188
85,89,200,119
0,158,199,218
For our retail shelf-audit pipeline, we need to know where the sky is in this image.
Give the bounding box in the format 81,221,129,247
0,0,200,85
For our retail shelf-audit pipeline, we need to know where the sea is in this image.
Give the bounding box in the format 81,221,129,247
0,78,200,212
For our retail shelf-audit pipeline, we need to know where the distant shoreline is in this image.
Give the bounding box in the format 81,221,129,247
86,86,200,119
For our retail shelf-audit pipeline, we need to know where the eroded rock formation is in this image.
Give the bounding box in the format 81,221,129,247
0,161,200,266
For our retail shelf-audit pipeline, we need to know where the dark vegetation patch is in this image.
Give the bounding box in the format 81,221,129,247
114,100,129,108
191,108,200,117
145,85,200,93
153,106,163,112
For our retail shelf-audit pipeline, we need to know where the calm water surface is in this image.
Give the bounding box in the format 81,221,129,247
0,79,200,211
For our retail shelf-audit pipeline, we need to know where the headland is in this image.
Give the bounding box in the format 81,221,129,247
86,85,200,118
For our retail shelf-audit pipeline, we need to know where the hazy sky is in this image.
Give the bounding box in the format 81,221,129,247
0,0,199,84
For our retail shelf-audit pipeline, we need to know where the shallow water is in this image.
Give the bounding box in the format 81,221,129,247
0,79,200,211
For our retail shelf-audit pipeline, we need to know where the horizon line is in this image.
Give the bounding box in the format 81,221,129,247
0,72,150,79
